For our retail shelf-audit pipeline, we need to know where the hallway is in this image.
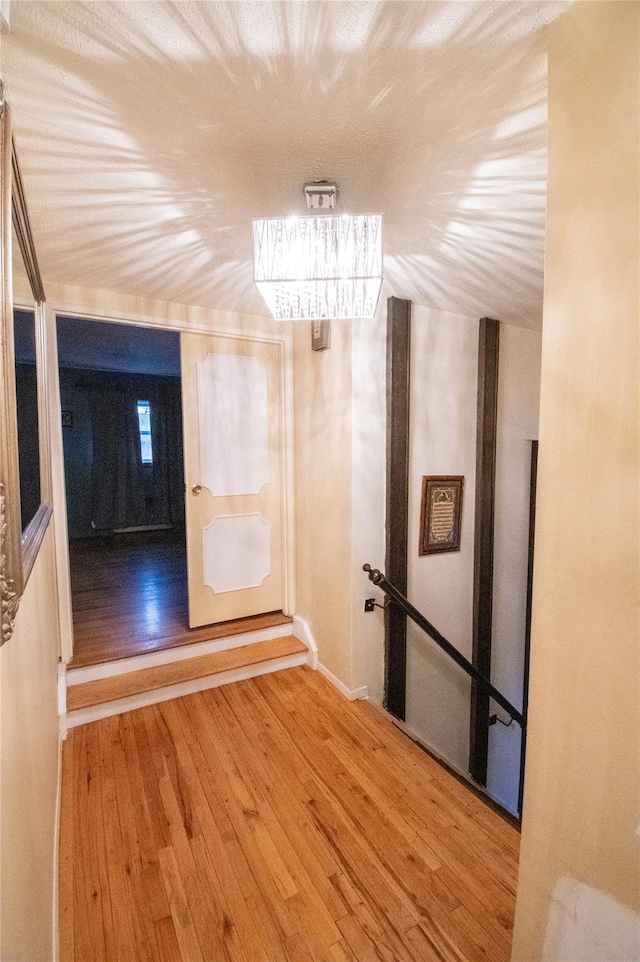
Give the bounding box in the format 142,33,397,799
60,666,519,962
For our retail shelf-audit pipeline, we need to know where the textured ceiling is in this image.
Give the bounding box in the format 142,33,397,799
2,1,569,327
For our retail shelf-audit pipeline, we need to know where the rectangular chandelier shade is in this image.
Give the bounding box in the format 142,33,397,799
253,214,383,321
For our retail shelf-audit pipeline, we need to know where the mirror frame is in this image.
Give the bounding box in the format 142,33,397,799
1,85,51,645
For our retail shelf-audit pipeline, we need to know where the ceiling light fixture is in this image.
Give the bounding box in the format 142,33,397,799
253,184,383,321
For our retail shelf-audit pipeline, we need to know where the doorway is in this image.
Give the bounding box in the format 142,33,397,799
57,315,291,669
57,315,188,668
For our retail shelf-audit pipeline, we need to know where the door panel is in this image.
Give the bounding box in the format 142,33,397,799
197,353,269,496
181,332,283,628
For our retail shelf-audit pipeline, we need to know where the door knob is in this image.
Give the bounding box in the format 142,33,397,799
192,484,202,495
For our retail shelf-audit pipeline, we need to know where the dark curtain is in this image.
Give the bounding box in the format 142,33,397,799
90,389,147,529
148,380,185,526
165,379,185,525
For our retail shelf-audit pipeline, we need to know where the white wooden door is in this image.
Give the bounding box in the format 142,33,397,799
181,332,283,627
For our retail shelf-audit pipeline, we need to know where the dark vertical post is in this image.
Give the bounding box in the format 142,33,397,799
385,296,411,720
518,439,538,815
469,317,500,785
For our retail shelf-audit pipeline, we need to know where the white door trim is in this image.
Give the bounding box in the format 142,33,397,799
48,300,295,665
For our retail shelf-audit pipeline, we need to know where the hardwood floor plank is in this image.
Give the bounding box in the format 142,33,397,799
452,902,512,962
432,863,514,953
148,703,202,841
327,736,443,871
117,712,171,923
153,915,182,962
404,918,467,962
337,913,389,962
158,845,205,962
419,903,511,962
217,685,349,927
62,667,519,962
106,714,160,962
165,699,270,962
73,725,110,962
424,827,516,922
313,783,420,933
330,872,419,962
329,938,359,962
189,694,299,954
285,891,337,962
97,718,140,962
190,835,249,962
283,932,315,962
240,677,320,790
130,709,172,851
182,695,293,960
157,769,229,961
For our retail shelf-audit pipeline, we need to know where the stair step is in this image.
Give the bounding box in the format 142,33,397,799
67,635,308,711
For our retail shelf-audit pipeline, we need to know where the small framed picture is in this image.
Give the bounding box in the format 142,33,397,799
61,410,74,428
419,476,464,555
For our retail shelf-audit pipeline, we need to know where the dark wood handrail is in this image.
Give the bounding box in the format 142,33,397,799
363,564,525,728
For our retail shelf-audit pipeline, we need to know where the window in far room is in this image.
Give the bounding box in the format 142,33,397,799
137,400,153,464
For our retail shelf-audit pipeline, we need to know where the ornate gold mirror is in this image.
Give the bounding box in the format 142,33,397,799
1,82,51,645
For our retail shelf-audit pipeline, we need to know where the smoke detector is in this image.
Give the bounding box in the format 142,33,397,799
304,181,338,211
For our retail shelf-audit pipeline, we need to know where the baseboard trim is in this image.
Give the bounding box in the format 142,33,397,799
67,623,293,685
292,614,318,669
317,662,368,701
112,523,173,533
66,650,309,727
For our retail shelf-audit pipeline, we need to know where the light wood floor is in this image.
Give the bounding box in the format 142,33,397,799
60,666,519,962
68,530,291,668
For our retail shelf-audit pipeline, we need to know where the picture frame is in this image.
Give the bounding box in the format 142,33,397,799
419,475,464,555
1,85,51,645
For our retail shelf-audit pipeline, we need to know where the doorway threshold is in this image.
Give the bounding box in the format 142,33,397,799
69,610,293,670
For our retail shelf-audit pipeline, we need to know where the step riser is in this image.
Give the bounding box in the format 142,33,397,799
67,651,310,728
68,622,294,685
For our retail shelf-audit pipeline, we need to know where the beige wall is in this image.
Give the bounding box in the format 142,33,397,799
1,525,61,961
512,4,640,959
351,306,387,703
293,319,353,684
45,280,289,340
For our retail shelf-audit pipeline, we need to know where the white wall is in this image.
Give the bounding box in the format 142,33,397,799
488,324,541,813
405,306,478,771
0,525,61,962
381,305,541,795
348,302,541,799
